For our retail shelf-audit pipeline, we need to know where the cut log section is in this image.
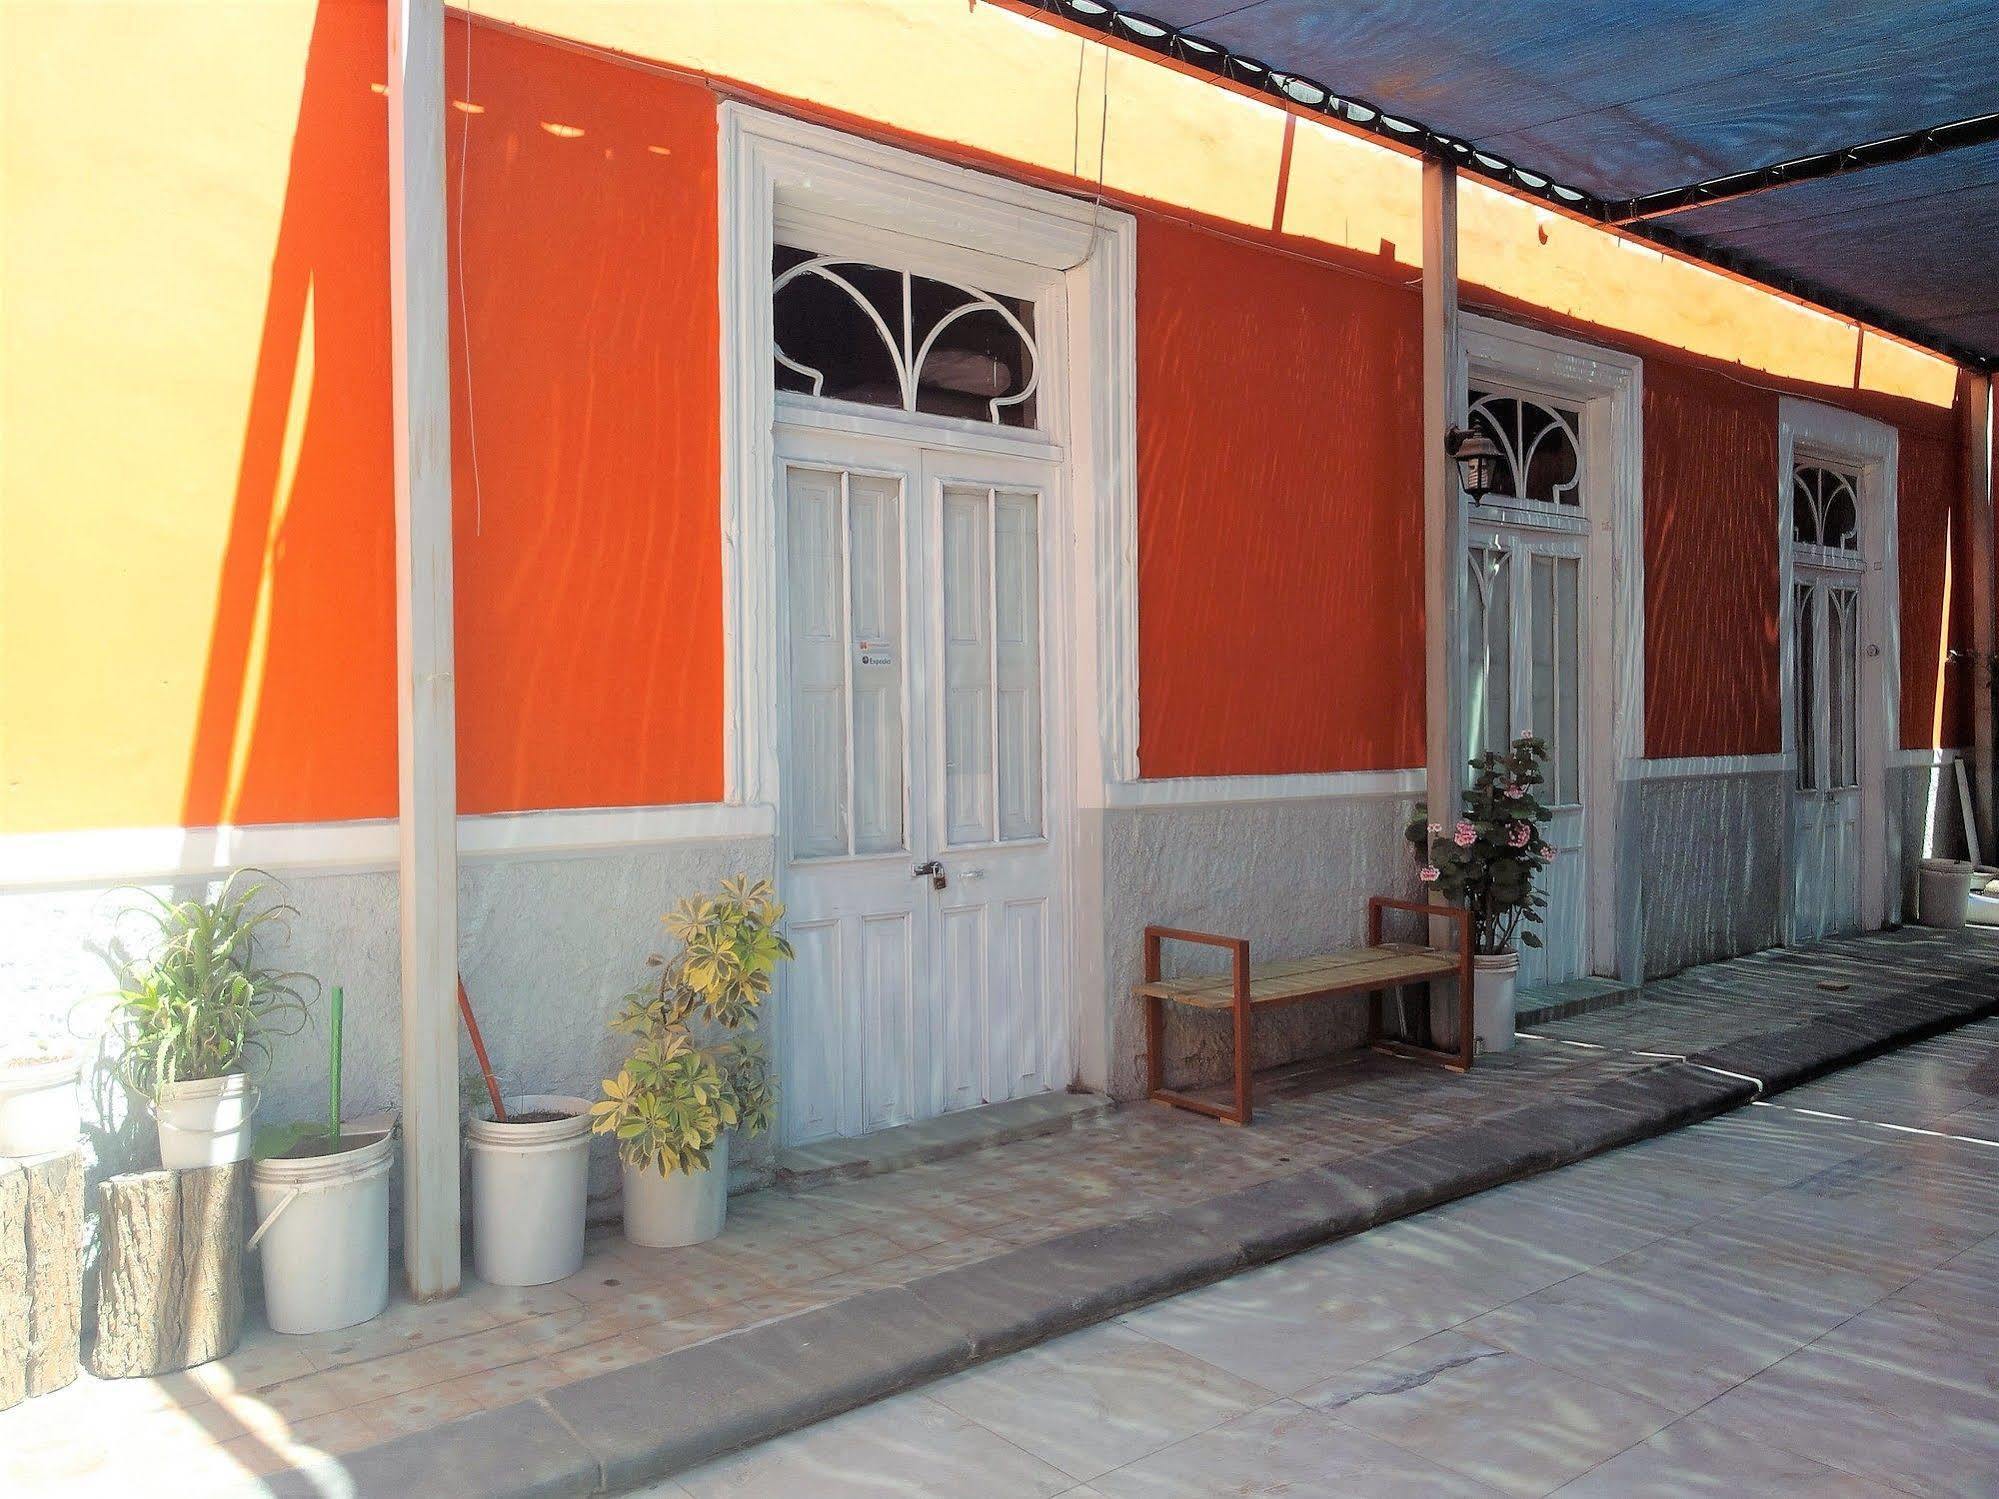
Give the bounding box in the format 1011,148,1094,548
88,1162,244,1380
0,1146,84,1408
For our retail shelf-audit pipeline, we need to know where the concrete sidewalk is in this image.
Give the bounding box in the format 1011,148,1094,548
643,1018,1999,1498
6,927,1992,1497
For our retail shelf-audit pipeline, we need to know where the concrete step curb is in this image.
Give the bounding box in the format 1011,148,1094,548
248,973,1995,1499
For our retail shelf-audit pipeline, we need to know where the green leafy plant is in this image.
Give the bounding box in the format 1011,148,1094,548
591,876,793,1176
107,870,315,1098
1406,736,1556,956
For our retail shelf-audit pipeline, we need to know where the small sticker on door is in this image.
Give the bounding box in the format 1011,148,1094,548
856,637,894,668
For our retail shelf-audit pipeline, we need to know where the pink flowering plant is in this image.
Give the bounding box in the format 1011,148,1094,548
1405,736,1555,955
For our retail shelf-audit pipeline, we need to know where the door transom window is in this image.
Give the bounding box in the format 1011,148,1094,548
772,246,1040,428
1466,388,1583,508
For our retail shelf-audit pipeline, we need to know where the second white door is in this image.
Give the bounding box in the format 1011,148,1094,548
776,433,1067,1146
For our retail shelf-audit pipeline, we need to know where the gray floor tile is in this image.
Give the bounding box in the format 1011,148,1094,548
1549,1412,1917,1497
671,1392,1075,1499
1086,1400,1504,1498
1697,1343,1999,1499
925,1323,1272,1482
1295,1329,1677,1496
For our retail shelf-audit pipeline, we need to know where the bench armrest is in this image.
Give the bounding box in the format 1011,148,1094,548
1366,896,1470,956
1143,924,1244,951
1142,925,1252,992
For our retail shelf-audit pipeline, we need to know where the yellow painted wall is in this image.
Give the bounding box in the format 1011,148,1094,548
2,0,401,835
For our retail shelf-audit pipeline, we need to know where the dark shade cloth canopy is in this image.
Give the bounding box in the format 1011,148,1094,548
1035,1,1999,366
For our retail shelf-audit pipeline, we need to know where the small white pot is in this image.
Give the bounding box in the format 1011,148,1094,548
622,1134,727,1249
467,1095,594,1286
1472,951,1519,1054
0,1050,83,1158
251,1127,394,1334
155,1072,260,1168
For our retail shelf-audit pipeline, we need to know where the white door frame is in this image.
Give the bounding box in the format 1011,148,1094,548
1458,314,1646,983
717,103,1137,1109
1777,398,1901,935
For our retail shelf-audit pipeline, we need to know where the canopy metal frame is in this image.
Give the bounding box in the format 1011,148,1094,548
1024,0,1995,371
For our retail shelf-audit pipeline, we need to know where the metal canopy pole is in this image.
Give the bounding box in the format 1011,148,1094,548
1970,373,1996,856
388,0,461,1301
1423,159,1465,952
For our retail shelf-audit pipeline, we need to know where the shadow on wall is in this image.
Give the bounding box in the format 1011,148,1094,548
178,0,398,832
177,2,728,832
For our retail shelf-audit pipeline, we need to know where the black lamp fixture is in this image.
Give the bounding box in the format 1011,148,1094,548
1447,424,1503,503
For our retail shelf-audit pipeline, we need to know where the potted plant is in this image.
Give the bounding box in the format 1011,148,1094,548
250,984,395,1335
1406,736,1555,1054
591,876,790,1248
0,1028,83,1158
108,871,313,1168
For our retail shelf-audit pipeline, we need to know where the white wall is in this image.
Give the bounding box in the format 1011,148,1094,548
1,834,776,1217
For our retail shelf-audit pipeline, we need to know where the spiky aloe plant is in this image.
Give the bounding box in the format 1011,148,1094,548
109,870,315,1098
591,877,791,1176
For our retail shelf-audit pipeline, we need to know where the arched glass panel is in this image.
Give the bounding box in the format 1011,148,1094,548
1791,465,1860,551
773,247,1039,428
1466,389,1582,507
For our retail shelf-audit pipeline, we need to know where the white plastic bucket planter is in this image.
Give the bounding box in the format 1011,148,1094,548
1918,858,1973,930
1472,951,1519,1054
623,1134,727,1249
251,1128,393,1334
0,1050,83,1158
155,1072,260,1168
467,1094,593,1286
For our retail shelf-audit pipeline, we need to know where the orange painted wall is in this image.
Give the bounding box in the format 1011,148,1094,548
1134,218,1425,778
1898,418,1971,751
1642,363,1782,758
3,0,1981,835
444,20,724,814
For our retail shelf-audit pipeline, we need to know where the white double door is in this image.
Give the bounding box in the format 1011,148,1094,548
1464,519,1589,987
775,429,1067,1146
1789,567,1863,941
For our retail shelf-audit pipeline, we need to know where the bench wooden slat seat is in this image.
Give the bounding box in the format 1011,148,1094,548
1135,944,1459,1009
1141,897,1474,1126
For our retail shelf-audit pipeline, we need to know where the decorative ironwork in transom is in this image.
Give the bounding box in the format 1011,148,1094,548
1792,464,1860,551
1466,388,1583,507
772,246,1040,428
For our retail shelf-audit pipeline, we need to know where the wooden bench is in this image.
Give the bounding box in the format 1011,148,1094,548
1139,897,1474,1125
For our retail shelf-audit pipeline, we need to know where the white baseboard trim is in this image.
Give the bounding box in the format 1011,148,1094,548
1632,753,1788,780
458,802,775,858
1,803,777,893
1893,746,1969,768
1099,767,1424,809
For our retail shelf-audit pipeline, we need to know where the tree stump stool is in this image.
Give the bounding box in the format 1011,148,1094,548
0,1146,84,1409
89,1162,245,1379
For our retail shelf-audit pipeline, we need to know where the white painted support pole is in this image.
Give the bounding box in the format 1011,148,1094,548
388,0,461,1301
1422,161,1465,867
1970,373,1996,856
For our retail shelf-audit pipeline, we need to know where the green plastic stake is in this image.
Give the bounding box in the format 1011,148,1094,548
328,984,344,1144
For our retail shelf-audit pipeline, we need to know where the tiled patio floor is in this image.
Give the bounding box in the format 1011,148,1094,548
6,926,1993,1496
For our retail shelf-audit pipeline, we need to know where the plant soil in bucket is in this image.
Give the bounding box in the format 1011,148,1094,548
251,1127,393,1334
156,1071,260,1168
468,1095,593,1286
0,1046,83,1158
623,1134,727,1249
1472,951,1519,1054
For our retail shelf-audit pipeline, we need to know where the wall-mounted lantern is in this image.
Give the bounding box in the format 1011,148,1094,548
1446,425,1503,503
